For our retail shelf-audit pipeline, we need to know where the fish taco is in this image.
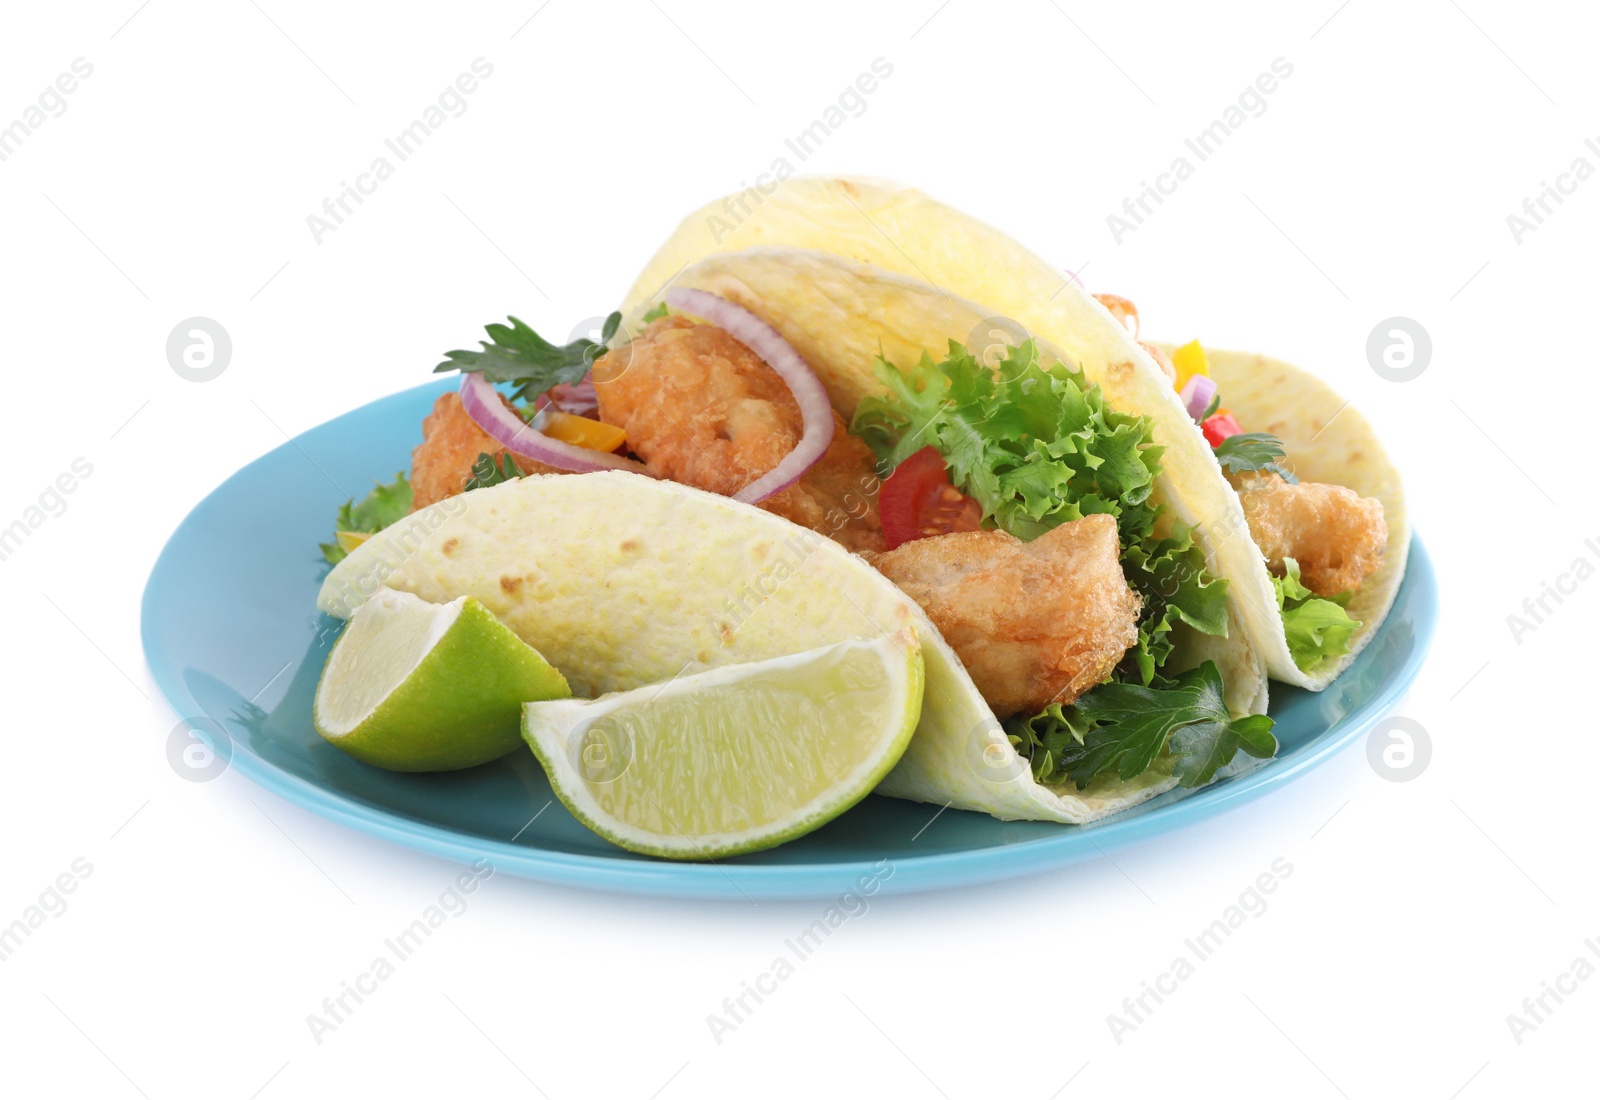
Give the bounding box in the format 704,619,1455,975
320,247,1276,827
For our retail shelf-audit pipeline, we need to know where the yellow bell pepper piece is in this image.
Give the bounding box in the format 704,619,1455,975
540,411,627,453
1170,339,1210,392
335,529,372,553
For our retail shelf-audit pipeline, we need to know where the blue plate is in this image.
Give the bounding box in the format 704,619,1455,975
141,378,1438,900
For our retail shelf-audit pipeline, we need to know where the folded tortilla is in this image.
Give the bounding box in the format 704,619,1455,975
321,472,1179,823
621,176,1405,690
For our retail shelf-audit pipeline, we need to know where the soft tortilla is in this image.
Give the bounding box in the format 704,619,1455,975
320,472,1183,823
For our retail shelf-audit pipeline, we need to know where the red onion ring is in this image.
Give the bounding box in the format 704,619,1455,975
459,373,647,475
663,287,834,503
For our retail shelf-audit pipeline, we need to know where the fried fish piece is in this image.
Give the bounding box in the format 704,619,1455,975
1235,473,1387,598
409,392,565,511
868,514,1140,718
595,316,885,552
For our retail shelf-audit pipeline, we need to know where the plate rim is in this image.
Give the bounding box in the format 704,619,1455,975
140,382,1439,901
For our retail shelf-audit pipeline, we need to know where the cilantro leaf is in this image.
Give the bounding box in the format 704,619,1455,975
1214,432,1298,483
1273,557,1361,671
434,313,620,405
319,472,412,564
1170,711,1277,788
851,339,1228,685
640,301,669,323
463,451,524,492
1006,661,1277,790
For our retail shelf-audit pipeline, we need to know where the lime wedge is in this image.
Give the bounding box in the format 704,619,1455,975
522,631,923,860
314,588,569,771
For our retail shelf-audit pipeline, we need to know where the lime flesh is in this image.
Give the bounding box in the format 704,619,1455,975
522,631,923,860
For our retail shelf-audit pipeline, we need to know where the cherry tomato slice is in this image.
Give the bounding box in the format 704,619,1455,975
1202,411,1243,447
879,446,982,550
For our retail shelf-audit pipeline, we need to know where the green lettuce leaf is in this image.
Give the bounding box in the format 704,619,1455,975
1006,661,1277,789
1274,557,1361,672
319,472,412,564
1118,527,1231,683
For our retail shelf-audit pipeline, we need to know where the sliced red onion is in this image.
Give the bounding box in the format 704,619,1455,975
459,373,647,475
1180,374,1217,422
663,286,834,503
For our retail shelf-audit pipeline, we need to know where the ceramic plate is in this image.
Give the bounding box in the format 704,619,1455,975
141,378,1438,899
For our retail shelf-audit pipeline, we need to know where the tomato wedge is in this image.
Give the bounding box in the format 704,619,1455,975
879,446,982,550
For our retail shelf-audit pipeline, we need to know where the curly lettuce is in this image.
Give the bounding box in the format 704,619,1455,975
319,472,412,565
1274,557,1360,671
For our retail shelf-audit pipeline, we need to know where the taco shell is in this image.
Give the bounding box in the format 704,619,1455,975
318,472,1193,823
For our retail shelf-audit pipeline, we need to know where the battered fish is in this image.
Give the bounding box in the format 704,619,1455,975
1235,473,1387,598
595,316,885,552
868,514,1141,718
409,392,565,511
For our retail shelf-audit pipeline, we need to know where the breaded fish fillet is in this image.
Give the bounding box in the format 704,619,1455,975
1235,473,1387,598
409,392,565,511
868,514,1140,718
595,316,885,552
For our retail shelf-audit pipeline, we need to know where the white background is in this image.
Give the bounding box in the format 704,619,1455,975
1,1,1592,1096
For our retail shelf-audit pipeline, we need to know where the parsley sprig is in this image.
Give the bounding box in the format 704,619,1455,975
463,452,525,491
434,313,621,406
1006,661,1277,789
1214,432,1298,483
